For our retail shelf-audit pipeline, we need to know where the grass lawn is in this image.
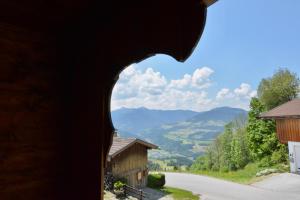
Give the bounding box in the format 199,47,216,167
160,187,200,200
190,162,289,184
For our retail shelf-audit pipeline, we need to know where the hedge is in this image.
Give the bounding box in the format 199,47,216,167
147,173,165,188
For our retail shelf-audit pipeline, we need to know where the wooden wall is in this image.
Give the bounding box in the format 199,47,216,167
111,143,148,187
276,119,300,143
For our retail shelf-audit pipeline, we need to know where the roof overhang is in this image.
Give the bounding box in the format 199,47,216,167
135,139,158,150
109,139,158,159
259,99,300,120
203,0,218,7
259,115,300,120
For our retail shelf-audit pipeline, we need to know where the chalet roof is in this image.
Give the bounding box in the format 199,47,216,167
260,98,300,119
108,137,158,158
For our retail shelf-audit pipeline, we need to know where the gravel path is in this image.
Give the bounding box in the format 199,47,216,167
104,191,138,200
104,188,173,200
165,172,300,200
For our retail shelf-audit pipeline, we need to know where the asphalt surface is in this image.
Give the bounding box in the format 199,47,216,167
164,172,300,200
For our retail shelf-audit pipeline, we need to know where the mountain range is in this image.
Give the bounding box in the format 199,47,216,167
111,106,247,163
111,107,198,133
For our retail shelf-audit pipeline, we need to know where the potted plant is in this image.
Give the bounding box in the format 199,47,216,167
113,181,125,197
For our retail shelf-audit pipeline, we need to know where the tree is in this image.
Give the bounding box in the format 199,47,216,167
250,68,299,162
246,98,279,160
190,156,208,171
230,127,250,169
191,116,250,172
148,160,161,171
258,68,300,110
219,123,234,171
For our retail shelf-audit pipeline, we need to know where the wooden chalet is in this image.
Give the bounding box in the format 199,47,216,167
260,98,300,173
106,136,157,187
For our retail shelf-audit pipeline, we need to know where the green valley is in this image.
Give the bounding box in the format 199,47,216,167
111,106,247,166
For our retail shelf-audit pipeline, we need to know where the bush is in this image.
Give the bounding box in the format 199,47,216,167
113,181,125,191
258,157,272,168
114,177,128,185
220,166,229,173
276,163,289,172
147,173,165,188
271,145,288,165
191,156,207,171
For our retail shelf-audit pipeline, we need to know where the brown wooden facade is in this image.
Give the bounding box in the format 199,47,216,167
275,119,300,143
260,99,300,143
108,143,149,187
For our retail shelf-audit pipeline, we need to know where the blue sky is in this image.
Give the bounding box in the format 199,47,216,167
111,0,300,112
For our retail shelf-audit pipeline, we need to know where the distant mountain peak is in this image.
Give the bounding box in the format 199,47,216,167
210,106,246,111
114,106,246,113
115,106,149,111
188,106,247,122
136,106,149,110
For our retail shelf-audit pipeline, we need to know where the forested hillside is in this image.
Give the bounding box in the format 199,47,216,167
191,68,299,174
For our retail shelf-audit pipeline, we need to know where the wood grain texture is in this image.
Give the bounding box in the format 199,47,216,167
0,1,207,199
276,119,300,143
110,143,148,187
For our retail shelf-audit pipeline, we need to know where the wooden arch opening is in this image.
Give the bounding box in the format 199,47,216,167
0,1,215,199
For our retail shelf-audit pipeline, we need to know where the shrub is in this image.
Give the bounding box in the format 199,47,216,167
271,151,283,165
191,156,207,171
276,163,289,172
114,177,128,185
113,181,125,191
258,157,272,167
147,173,165,188
271,145,288,165
211,164,220,171
220,166,229,173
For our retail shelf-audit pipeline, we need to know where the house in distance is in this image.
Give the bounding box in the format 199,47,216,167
106,133,158,187
260,98,300,173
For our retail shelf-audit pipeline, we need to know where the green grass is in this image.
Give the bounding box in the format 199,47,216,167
191,162,263,184
160,187,200,200
190,162,289,184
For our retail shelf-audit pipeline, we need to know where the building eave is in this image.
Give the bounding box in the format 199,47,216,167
259,115,300,120
109,138,158,159
203,0,218,7
259,99,300,119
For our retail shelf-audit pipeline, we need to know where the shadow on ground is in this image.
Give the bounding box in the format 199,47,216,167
104,187,172,200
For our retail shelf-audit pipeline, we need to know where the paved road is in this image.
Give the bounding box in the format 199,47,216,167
165,172,300,200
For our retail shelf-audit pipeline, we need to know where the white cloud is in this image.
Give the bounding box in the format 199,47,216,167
214,83,257,110
234,83,257,99
250,90,258,98
114,65,167,99
168,66,214,90
112,66,215,111
169,74,192,89
234,83,250,96
216,84,257,101
191,67,214,88
111,65,256,111
216,88,234,100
